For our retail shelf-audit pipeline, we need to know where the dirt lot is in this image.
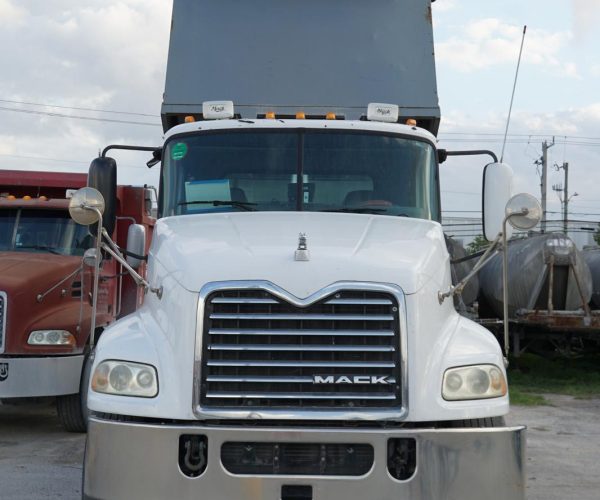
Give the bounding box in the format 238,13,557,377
0,396,598,499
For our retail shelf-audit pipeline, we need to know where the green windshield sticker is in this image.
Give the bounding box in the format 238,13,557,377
171,142,188,160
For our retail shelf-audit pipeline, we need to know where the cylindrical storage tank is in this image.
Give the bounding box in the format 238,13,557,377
479,233,593,319
446,237,478,307
582,246,600,309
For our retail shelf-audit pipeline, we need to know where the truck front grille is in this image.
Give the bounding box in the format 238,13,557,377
0,292,6,354
199,288,402,409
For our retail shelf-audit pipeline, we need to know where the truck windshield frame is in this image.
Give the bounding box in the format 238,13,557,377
159,129,441,222
0,208,92,256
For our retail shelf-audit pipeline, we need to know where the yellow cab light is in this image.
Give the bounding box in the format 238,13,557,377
265,111,276,120
326,112,336,120
184,115,196,123
406,118,417,126
295,112,306,120
22,195,32,201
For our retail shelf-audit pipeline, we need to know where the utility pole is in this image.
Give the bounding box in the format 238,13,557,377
553,162,577,235
563,162,569,234
537,138,555,232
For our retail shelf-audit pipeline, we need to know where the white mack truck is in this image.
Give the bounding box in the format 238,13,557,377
74,1,540,498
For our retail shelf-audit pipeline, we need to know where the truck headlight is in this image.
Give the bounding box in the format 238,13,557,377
91,360,158,398
442,364,507,401
28,330,76,346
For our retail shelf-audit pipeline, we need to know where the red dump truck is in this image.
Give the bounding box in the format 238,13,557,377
0,169,154,431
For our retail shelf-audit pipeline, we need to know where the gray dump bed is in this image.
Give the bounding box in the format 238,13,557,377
162,0,440,133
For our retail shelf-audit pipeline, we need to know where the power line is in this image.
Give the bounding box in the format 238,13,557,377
439,132,600,141
0,105,162,127
0,98,158,118
0,153,151,170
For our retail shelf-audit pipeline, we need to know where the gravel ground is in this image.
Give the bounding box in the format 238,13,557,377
0,396,598,499
0,401,85,500
507,394,600,500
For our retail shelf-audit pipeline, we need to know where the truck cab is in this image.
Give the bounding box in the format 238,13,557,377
0,170,154,431
79,1,527,498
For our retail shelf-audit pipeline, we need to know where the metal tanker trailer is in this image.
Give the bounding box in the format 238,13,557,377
479,233,597,338
582,246,600,309
446,237,478,309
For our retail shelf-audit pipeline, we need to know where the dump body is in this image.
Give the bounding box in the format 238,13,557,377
162,0,440,132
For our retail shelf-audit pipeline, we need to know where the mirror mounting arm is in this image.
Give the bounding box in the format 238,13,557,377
101,229,162,299
438,233,502,305
438,149,498,164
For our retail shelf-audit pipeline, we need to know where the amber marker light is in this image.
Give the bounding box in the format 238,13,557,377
39,196,48,201
406,118,417,126
265,111,276,119
296,112,306,120
22,195,32,201
184,115,196,123
7,195,16,200
326,112,336,120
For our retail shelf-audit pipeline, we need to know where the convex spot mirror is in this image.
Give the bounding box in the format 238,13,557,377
505,193,542,230
69,187,105,226
126,224,147,270
83,248,102,268
482,162,514,242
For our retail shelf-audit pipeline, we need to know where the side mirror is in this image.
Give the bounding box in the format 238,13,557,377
68,187,105,225
505,193,542,230
88,157,117,236
126,224,146,270
482,162,514,241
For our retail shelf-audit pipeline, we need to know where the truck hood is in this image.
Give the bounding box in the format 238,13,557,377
150,213,448,297
0,252,81,295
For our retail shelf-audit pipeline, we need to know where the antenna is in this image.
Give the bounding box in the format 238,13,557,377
500,25,527,163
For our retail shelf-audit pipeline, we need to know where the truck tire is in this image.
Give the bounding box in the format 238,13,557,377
57,352,93,433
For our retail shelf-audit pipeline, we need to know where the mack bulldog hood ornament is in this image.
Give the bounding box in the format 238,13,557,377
295,233,310,261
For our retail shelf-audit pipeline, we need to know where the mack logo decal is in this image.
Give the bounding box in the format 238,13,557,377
313,375,392,385
0,363,8,382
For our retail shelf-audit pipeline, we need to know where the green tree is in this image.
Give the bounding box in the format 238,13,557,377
467,234,490,254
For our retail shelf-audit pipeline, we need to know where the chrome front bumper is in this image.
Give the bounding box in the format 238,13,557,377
0,355,84,398
84,417,526,500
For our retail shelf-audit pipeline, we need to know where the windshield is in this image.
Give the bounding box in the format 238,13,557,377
161,130,440,220
0,209,92,256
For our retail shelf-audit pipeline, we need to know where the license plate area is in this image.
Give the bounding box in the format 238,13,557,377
221,442,374,476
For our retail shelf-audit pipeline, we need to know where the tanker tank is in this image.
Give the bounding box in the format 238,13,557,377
582,246,600,309
446,237,478,308
479,233,592,319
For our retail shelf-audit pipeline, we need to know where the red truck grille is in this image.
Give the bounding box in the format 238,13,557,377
199,288,402,409
0,292,6,354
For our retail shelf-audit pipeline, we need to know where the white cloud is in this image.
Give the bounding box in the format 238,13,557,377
436,19,577,77
432,0,457,13
0,0,26,24
571,0,600,41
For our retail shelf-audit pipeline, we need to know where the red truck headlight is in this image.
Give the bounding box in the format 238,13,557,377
28,330,76,346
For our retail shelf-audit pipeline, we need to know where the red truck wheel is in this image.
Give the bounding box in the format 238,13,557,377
57,351,93,433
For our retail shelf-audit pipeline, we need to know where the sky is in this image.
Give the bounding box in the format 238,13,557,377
0,0,599,236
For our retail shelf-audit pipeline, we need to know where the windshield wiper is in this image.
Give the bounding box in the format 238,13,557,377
320,208,387,214
19,245,62,255
178,200,257,212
